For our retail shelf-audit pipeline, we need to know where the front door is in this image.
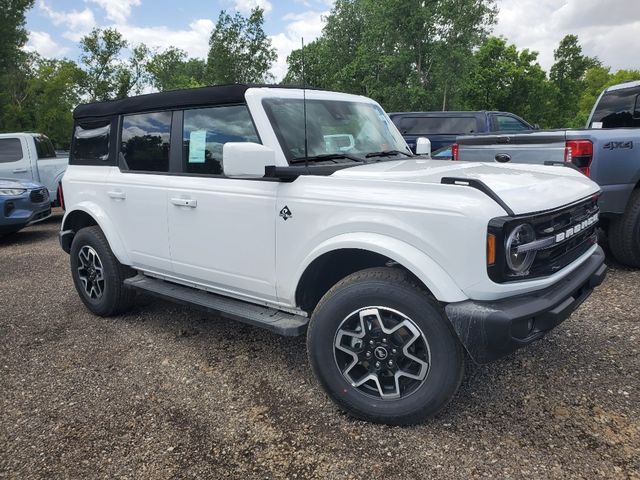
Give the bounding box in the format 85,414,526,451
167,104,279,304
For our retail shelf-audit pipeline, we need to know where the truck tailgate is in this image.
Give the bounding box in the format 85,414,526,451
457,131,567,164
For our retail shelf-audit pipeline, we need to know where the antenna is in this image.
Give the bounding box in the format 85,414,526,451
302,37,309,170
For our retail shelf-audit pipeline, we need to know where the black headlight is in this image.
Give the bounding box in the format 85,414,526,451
505,223,536,274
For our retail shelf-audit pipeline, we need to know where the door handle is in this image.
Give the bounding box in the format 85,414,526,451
170,197,197,208
495,153,511,163
12,168,27,174
107,190,126,200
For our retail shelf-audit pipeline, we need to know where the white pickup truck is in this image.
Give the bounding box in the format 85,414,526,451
0,133,68,206
59,85,606,425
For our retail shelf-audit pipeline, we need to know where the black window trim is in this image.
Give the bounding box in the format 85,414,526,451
117,102,266,180
70,117,116,166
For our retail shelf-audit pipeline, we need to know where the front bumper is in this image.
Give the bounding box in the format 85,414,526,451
445,246,607,364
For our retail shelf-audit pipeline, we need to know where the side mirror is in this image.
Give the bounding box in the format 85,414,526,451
415,137,431,157
223,142,275,178
533,124,541,130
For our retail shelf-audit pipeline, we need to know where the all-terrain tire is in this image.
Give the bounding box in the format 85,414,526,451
608,189,640,267
70,226,135,316
306,267,464,425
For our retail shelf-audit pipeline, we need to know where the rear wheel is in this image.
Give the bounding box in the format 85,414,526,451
608,189,640,267
307,267,464,425
70,226,135,316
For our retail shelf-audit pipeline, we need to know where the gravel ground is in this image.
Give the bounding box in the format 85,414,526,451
0,211,639,479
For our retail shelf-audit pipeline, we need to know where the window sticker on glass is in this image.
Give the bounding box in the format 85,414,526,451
592,122,603,129
188,130,207,163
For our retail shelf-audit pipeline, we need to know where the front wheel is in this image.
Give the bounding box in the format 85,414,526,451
306,268,464,425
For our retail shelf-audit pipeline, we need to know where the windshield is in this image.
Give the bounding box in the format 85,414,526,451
262,98,410,163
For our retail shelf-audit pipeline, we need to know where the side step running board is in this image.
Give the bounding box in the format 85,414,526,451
124,275,308,336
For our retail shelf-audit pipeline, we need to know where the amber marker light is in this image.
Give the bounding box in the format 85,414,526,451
487,233,496,266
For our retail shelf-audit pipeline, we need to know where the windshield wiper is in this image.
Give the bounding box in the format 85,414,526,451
290,153,364,164
365,150,414,159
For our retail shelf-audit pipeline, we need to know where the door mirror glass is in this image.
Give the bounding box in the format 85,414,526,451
415,137,431,156
223,142,275,178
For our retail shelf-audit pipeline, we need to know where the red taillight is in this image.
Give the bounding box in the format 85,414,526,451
57,183,65,210
564,140,593,176
451,143,459,161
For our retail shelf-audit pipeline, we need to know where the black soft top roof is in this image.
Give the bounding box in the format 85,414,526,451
73,84,286,120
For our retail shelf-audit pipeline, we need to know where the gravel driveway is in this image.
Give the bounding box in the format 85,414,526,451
1,212,638,479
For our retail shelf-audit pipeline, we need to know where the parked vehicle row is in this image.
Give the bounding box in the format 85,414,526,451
0,133,68,207
389,110,536,153
455,80,640,267
58,85,605,425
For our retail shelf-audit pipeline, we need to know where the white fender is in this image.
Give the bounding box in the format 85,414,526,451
290,232,468,304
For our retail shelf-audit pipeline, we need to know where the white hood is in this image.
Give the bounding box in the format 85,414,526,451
332,159,600,215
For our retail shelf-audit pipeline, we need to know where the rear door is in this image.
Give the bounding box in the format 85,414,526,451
107,111,173,274
0,136,32,181
167,105,279,304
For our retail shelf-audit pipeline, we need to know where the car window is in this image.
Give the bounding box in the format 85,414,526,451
263,98,407,162
495,115,530,131
72,124,111,165
34,135,57,159
591,87,640,128
183,105,259,175
0,138,23,163
395,116,477,135
121,112,172,172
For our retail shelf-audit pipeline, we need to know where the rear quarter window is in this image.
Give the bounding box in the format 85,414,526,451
591,87,640,128
34,135,57,159
0,138,23,163
71,121,113,165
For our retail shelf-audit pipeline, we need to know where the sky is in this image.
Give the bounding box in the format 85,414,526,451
24,0,640,81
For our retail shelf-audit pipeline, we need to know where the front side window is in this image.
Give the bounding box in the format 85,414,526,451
121,112,172,172
34,135,56,159
0,138,24,163
183,105,259,175
395,116,478,135
591,87,640,128
495,115,530,131
263,98,409,162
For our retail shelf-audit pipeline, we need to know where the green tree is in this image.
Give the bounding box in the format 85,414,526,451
147,47,207,91
206,7,277,84
549,34,600,127
79,28,129,101
0,0,35,132
464,37,549,125
283,0,496,112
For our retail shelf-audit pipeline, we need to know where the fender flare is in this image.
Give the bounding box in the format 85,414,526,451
291,232,468,304
61,202,131,265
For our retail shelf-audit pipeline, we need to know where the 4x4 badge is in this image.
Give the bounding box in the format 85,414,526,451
279,206,292,221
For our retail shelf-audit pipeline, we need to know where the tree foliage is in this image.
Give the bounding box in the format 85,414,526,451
206,7,276,84
146,47,207,91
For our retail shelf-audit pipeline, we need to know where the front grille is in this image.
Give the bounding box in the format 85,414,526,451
523,197,599,279
30,188,49,204
488,196,599,283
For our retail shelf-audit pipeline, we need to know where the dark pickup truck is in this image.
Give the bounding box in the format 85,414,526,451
389,110,535,152
456,80,640,267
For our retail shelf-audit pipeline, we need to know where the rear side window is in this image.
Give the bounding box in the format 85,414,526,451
395,116,478,135
183,105,259,175
34,135,56,159
71,122,111,165
591,87,640,128
121,112,172,172
0,138,23,163
495,115,530,131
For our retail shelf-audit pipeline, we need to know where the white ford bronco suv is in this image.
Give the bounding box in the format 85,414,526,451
60,85,606,425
